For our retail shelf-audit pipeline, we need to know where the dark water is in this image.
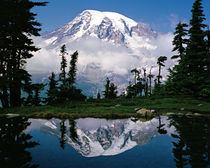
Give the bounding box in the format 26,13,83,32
0,115,210,168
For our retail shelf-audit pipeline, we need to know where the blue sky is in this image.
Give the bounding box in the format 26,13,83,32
33,0,210,33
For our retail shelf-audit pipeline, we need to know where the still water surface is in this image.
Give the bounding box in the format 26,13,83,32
0,116,210,168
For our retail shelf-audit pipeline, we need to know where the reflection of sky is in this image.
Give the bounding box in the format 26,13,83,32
26,116,177,168
26,116,176,136
76,118,126,131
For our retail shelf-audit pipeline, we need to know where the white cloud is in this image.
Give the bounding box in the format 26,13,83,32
27,33,175,79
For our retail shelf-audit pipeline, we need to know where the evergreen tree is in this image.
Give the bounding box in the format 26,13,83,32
103,78,118,99
157,56,167,86
131,68,139,85
185,0,207,96
109,83,118,98
142,68,147,96
23,80,33,106
206,27,210,72
57,50,85,102
0,0,47,107
47,72,58,104
126,82,135,98
148,66,154,96
59,45,67,82
97,92,101,99
165,0,210,97
67,51,78,86
200,27,210,98
171,22,188,60
103,78,110,98
32,83,45,106
165,22,188,95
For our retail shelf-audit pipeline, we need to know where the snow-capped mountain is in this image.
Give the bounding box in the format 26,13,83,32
42,10,158,49
27,117,176,157
29,10,174,96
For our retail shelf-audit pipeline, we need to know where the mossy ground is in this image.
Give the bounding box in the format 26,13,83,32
1,96,210,119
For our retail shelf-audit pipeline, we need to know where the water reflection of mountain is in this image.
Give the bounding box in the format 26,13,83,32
27,117,175,157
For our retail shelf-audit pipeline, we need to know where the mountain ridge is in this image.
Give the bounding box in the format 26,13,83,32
28,9,174,96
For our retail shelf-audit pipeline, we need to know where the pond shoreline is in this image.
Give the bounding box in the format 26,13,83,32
1,97,210,119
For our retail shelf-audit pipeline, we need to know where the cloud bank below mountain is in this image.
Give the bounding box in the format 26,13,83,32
28,32,174,77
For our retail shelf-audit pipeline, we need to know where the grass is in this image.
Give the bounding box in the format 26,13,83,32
0,96,210,119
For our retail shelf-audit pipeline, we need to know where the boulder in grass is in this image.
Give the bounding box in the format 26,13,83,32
6,113,20,118
194,113,202,116
134,108,141,111
136,108,154,117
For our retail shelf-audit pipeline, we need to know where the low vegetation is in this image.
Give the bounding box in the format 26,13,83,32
0,0,209,120
1,96,210,119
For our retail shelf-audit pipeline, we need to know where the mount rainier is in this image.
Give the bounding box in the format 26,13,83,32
28,10,174,96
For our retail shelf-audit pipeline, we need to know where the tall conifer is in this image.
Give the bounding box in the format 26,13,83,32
185,0,207,95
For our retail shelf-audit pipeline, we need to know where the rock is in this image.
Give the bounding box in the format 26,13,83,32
180,108,185,111
115,104,120,107
166,113,175,116
136,108,154,117
197,104,203,107
194,113,202,116
6,113,20,118
137,108,149,114
150,109,156,113
185,112,193,116
138,118,152,122
134,108,140,111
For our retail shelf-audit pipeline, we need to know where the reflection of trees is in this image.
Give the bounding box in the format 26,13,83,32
0,117,39,168
69,120,78,142
60,120,67,149
171,134,188,168
170,116,210,168
59,119,79,149
157,115,167,135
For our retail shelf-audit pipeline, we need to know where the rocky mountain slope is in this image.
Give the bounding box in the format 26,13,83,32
28,10,174,96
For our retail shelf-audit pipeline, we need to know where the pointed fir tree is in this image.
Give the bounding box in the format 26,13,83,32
31,83,45,106
148,67,154,96
131,68,139,85
47,72,58,104
67,51,78,86
58,50,85,101
109,83,118,98
171,22,188,60
0,0,47,107
206,26,210,73
157,56,167,86
206,27,210,72
103,78,110,98
184,0,207,96
59,44,68,82
97,92,101,99
165,22,188,95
